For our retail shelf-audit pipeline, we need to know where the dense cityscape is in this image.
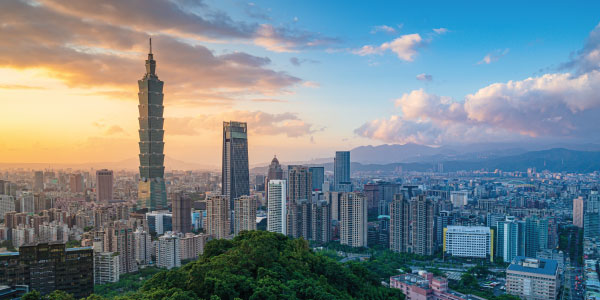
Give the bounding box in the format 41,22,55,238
2,1,600,300
0,44,596,300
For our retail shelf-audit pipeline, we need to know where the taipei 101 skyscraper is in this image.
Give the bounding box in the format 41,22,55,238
137,38,167,210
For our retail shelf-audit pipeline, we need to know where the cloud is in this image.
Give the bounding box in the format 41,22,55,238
0,84,46,90
560,22,600,74
0,0,303,105
433,28,449,34
253,24,338,52
251,98,287,103
478,48,509,64
166,111,318,137
289,57,319,66
104,125,128,136
353,33,428,61
370,25,399,34
416,73,433,82
356,70,600,144
302,81,320,88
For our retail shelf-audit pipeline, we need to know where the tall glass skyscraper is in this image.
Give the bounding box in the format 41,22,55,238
222,121,249,209
334,151,351,192
137,39,167,211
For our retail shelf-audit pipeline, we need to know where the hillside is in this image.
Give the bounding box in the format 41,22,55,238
92,231,403,300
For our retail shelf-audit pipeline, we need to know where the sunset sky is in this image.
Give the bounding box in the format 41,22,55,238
2,0,600,167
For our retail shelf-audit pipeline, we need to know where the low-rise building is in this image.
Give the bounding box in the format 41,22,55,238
506,257,559,300
443,226,493,261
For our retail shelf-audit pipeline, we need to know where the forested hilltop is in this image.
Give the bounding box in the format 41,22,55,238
25,230,404,300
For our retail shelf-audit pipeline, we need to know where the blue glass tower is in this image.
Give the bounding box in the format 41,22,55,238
137,38,167,210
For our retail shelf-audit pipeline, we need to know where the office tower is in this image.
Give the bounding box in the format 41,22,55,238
365,181,401,216
145,211,172,234
18,192,34,213
234,195,257,235
443,226,493,260
410,195,435,256
96,169,114,202
547,217,559,249
287,166,312,238
69,173,83,193
157,232,181,269
309,167,325,191
450,191,468,209
137,39,167,211
265,156,284,205
588,190,600,212
506,257,559,300
267,180,287,234
389,194,409,253
524,217,541,258
436,211,454,250
311,200,331,243
179,233,206,260
584,212,600,239
222,121,250,209
94,252,120,285
206,195,230,239
573,196,584,227
334,151,351,192
33,171,44,192
134,227,152,265
0,242,94,299
496,218,526,263
172,193,191,234
0,195,14,221
340,192,367,248
105,223,138,274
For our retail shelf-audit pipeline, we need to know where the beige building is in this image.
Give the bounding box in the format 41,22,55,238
233,195,257,235
179,232,207,260
573,196,584,228
506,257,559,300
340,192,367,248
206,195,230,239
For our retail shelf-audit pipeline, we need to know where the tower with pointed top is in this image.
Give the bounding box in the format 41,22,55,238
137,38,167,211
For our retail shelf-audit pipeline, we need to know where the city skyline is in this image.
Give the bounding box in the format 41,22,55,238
2,1,600,167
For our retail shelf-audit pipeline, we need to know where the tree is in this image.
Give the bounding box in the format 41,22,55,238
22,290,41,300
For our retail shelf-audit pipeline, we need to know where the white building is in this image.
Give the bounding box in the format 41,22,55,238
157,232,180,269
134,227,152,265
94,252,120,285
444,225,492,260
340,192,368,248
0,195,14,221
450,191,468,209
506,257,559,300
267,180,286,234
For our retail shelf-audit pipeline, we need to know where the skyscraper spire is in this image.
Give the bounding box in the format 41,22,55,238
149,37,152,54
145,38,156,77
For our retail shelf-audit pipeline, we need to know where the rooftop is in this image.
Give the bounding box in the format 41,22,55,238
507,256,558,276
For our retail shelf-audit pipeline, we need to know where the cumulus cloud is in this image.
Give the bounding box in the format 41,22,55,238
478,48,509,64
433,28,449,34
560,22,600,74
0,0,304,105
254,24,337,52
416,73,433,82
353,33,430,61
356,70,600,144
166,111,318,137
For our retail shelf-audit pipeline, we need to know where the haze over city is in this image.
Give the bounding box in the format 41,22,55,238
2,1,600,168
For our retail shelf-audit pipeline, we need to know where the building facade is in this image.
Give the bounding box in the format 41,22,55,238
206,195,230,239
233,195,257,235
267,180,286,235
157,232,180,269
172,193,191,234
340,192,367,248
222,121,250,211
334,151,351,192
444,226,493,260
96,169,113,202
506,257,559,300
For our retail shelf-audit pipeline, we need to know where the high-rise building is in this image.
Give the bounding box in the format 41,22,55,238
573,196,584,228
334,151,351,192
325,191,342,221
179,233,206,260
157,232,181,269
33,171,44,192
206,195,230,239
69,173,83,193
172,193,191,234
450,191,468,209
340,192,367,248
265,156,284,206
233,195,257,235
137,39,167,211
96,169,114,202
409,195,435,256
310,200,331,243
436,211,455,249
145,211,172,234
506,257,559,300
267,180,287,234
0,195,15,221
287,165,312,238
0,242,94,299
105,223,138,274
309,167,325,191
584,212,600,239
94,251,120,285
389,194,409,253
496,218,526,263
134,227,152,265
222,121,249,210
443,226,493,260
